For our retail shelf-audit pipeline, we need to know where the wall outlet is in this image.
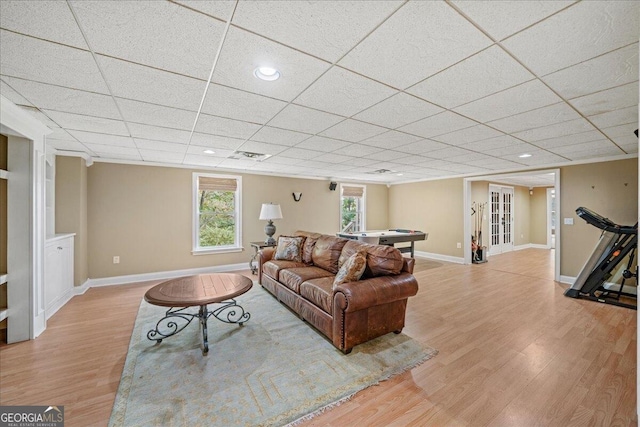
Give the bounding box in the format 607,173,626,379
456,242,461,249
564,218,574,225
113,256,120,264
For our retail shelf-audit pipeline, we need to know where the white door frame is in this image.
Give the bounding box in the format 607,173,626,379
547,188,556,249
463,169,561,282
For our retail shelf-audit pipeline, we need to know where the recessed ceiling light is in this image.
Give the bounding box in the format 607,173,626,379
254,66,280,81
203,149,215,154
519,153,532,158
396,173,404,176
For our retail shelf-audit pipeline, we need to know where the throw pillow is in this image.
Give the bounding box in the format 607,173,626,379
274,236,305,262
333,251,367,287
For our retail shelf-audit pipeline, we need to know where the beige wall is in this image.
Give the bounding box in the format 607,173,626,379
56,156,89,286
560,158,638,277
389,178,464,257
530,187,551,245
85,162,388,279
514,185,531,246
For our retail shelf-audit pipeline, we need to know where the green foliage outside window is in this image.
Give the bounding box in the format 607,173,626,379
341,196,361,232
199,190,236,247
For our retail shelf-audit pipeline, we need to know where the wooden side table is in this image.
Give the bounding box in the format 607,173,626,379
250,241,276,274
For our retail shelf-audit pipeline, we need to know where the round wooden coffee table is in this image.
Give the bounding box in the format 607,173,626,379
144,273,253,355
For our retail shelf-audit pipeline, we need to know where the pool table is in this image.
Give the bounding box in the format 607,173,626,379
337,229,427,258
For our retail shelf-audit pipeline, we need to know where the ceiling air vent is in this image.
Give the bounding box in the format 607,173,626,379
228,150,271,161
368,168,394,174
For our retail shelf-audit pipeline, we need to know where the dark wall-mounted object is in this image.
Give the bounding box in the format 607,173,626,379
292,192,302,202
329,181,337,191
634,129,638,137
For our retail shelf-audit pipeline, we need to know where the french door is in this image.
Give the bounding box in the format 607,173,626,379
489,185,514,255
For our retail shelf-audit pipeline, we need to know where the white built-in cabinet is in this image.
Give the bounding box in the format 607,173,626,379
45,234,74,319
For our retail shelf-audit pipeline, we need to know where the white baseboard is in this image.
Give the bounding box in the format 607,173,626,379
560,275,576,285
75,262,248,292
45,288,75,320
514,243,551,251
414,250,464,264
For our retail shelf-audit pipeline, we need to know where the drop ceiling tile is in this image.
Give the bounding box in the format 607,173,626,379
212,27,331,101
471,135,525,152
395,139,450,154
502,1,640,76
202,84,287,125
437,163,489,174
482,142,538,157
454,80,562,122
344,157,381,167
364,150,412,161
71,0,225,80
279,147,325,160
172,1,235,20
1,1,87,48
487,102,581,134
67,130,135,147
236,141,288,156
534,131,605,149
398,111,477,138
474,158,524,170
451,1,572,41
46,138,90,153
250,126,311,147
425,147,473,160
190,133,245,150
134,139,187,153
570,81,639,117
0,30,108,93
294,136,350,152
139,150,185,163
513,118,597,143
46,127,75,141
233,1,401,63
1,80,33,106
128,123,190,144
433,125,504,145
542,43,638,99
353,93,443,129
183,154,224,167
186,146,234,158
602,123,638,139
195,113,261,140
320,120,387,143
395,154,441,165
295,67,397,117
97,56,203,112
312,153,355,164
217,159,260,170
84,143,139,156
268,104,344,134
447,152,494,164
589,106,638,128
4,76,121,119
43,110,129,136
408,46,534,109
18,106,60,129
618,142,639,154
331,144,384,157
338,1,492,89
118,99,195,130
500,151,566,165
360,131,422,149
550,140,620,157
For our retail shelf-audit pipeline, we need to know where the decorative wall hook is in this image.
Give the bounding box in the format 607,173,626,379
292,192,302,202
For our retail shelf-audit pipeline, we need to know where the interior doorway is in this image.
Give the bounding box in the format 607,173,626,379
463,169,560,282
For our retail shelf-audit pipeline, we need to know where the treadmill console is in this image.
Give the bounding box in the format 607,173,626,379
576,207,637,234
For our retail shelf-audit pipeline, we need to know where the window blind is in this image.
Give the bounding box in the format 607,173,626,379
198,176,237,192
342,185,364,197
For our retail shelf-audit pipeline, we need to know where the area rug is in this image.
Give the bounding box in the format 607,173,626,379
109,285,437,426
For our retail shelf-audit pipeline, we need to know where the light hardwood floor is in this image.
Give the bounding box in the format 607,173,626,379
0,248,636,426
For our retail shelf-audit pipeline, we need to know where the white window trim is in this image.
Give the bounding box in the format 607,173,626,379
339,183,366,232
192,172,243,255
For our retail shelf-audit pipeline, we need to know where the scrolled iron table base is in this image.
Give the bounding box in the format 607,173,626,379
147,299,250,355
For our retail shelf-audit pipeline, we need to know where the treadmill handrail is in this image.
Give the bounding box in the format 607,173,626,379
576,207,637,235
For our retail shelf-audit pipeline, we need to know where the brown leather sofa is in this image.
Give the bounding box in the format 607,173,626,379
258,231,419,353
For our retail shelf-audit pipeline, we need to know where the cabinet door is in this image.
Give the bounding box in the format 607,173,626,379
45,244,62,310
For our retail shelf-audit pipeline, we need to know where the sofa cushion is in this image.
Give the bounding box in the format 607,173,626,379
334,251,367,287
262,260,306,281
363,244,404,277
280,267,334,294
300,277,334,314
311,235,348,274
274,235,305,262
338,240,371,268
294,231,322,264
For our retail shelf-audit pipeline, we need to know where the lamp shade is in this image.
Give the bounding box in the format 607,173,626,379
259,203,283,220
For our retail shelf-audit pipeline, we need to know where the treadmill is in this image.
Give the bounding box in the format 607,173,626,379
564,207,637,310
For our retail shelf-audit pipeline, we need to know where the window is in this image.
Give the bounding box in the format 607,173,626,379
193,173,242,254
340,184,366,233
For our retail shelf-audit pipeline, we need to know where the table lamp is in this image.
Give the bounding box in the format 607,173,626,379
259,203,283,245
